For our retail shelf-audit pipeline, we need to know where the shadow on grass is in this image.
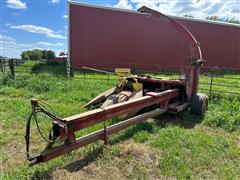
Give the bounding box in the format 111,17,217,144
64,146,104,173
30,61,66,77
32,110,201,178
154,111,201,129
63,122,155,173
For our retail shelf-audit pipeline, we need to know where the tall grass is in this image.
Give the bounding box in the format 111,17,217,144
0,61,239,179
204,93,240,131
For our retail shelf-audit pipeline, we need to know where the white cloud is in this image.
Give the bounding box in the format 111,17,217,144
0,35,11,43
0,35,31,58
0,35,65,58
113,0,240,21
12,12,21,16
51,0,60,4
10,24,66,39
63,14,68,18
114,0,133,10
37,42,63,47
6,0,27,10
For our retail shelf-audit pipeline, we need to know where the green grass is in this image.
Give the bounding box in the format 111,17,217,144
137,126,240,179
0,61,239,179
204,94,240,131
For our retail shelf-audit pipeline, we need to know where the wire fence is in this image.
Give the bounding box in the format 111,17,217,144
0,59,24,78
198,73,240,96
1,60,239,96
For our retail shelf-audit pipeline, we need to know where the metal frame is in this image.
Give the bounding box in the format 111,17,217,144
25,6,205,166
29,89,179,165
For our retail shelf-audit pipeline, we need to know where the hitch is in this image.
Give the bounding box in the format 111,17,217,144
25,99,66,165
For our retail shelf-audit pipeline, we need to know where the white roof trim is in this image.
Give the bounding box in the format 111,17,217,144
68,0,141,14
68,0,240,28
173,16,240,28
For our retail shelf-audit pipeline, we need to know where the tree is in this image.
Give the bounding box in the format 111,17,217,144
184,15,194,18
59,51,66,56
205,16,239,24
29,49,43,61
0,56,7,59
20,49,56,61
226,17,240,24
46,50,56,60
21,51,29,60
42,50,48,60
206,16,220,21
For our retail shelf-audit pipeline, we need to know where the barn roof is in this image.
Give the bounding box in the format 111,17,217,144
68,0,240,28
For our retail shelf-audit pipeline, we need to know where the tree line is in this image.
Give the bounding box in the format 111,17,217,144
184,15,240,24
21,49,56,61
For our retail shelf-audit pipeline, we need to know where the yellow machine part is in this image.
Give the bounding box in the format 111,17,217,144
133,81,142,91
115,68,142,91
115,68,131,77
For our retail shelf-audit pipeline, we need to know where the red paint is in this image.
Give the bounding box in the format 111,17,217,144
69,3,240,71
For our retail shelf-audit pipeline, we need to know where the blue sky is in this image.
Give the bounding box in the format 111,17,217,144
0,0,239,58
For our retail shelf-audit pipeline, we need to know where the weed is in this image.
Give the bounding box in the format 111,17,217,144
0,61,239,179
133,131,149,143
203,94,240,131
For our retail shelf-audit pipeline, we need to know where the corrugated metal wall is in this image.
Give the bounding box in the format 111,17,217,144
69,3,240,72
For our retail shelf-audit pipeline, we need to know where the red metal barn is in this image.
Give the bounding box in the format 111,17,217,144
68,2,240,72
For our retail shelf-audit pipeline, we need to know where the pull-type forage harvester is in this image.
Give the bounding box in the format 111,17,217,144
25,6,208,166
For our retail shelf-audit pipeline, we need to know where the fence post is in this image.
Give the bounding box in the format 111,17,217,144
9,59,15,79
70,67,74,77
0,59,3,73
209,72,213,96
65,57,72,78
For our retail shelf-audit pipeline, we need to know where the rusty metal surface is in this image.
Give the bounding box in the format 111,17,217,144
25,87,182,166
69,3,240,71
136,76,184,86
63,89,179,132
32,108,167,165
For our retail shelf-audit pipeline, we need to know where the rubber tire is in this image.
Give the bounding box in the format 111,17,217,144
190,93,208,117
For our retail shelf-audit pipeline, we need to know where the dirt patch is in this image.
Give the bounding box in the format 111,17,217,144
51,140,174,180
52,165,125,180
0,138,26,171
118,140,159,165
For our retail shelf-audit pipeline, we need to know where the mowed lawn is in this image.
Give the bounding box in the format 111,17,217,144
0,61,239,179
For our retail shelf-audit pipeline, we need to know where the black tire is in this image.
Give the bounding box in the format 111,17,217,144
190,93,208,117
